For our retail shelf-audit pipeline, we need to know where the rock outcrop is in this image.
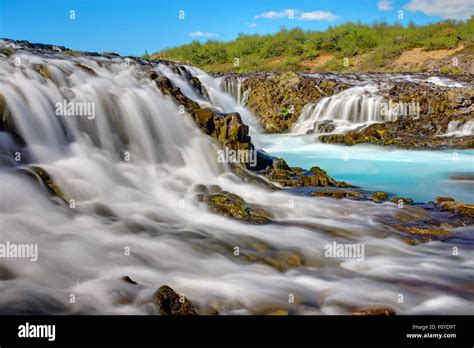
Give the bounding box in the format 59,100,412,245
262,164,351,188
320,82,474,149
222,72,349,132
206,192,272,224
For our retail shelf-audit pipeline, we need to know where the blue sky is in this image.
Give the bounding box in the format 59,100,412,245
0,0,473,56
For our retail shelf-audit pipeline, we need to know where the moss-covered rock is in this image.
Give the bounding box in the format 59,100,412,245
150,72,254,161
153,285,198,315
206,192,271,224
437,201,474,219
22,166,68,203
236,73,349,132
241,249,304,272
320,83,474,149
435,196,455,204
396,226,453,239
32,64,52,79
75,63,97,76
262,160,348,188
310,189,363,199
351,306,396,316
371,191,388,202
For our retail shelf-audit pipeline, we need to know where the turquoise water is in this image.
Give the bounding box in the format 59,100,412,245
259,135,474,204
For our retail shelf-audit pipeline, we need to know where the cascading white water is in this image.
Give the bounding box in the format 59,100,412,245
217,76,250,107
186,68,262,141
444,119,474,137
291,85,394,135
0,44,472,315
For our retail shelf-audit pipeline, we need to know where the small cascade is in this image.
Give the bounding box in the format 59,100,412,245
186,68,262,139
444,119,474,137
291,85,394,135
217,76,250,106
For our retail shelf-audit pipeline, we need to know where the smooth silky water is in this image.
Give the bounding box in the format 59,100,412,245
0,44,473,315
261,135,474,204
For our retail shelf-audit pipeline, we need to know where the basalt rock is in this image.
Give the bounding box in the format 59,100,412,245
320,82,474,149
239,72,350,132
150,74,254,159
153,285,198,315
172,65,207,99
263,162,349,188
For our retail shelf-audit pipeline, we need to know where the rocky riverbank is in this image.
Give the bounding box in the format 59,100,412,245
218,72,350,133
1,39,474,315
219,72,474,149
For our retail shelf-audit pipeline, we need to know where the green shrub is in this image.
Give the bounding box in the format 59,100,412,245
157,17,473,72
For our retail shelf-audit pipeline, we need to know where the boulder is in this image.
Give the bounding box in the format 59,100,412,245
206,192,272,224
371,191,388,202
153,285,198,315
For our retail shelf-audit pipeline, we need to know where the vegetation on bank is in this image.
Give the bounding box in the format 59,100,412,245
153,18,474,73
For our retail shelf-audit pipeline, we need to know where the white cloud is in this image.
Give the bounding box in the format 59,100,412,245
254,9,296,19
255,9,339,21
377,0,393,11
298,11,339,21
247,23,258,28
403,0,474,20
189,32,219,38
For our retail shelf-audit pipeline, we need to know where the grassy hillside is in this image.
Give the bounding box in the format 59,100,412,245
154,18,474,74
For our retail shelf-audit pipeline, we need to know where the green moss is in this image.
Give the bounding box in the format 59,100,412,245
371,191,388,202
207,193,271,224
440,67,463,75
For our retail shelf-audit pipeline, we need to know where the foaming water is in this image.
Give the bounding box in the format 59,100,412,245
444,119,474,137
217,76,250,106
291,85,394,135
186,67,262,141
0,46,473,314
304,72,468,88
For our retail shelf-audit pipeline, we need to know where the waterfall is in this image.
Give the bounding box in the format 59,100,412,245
186,69,262,140
291,85,394,135
444,120,474,137
0,41,471,315
217,76,251,107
